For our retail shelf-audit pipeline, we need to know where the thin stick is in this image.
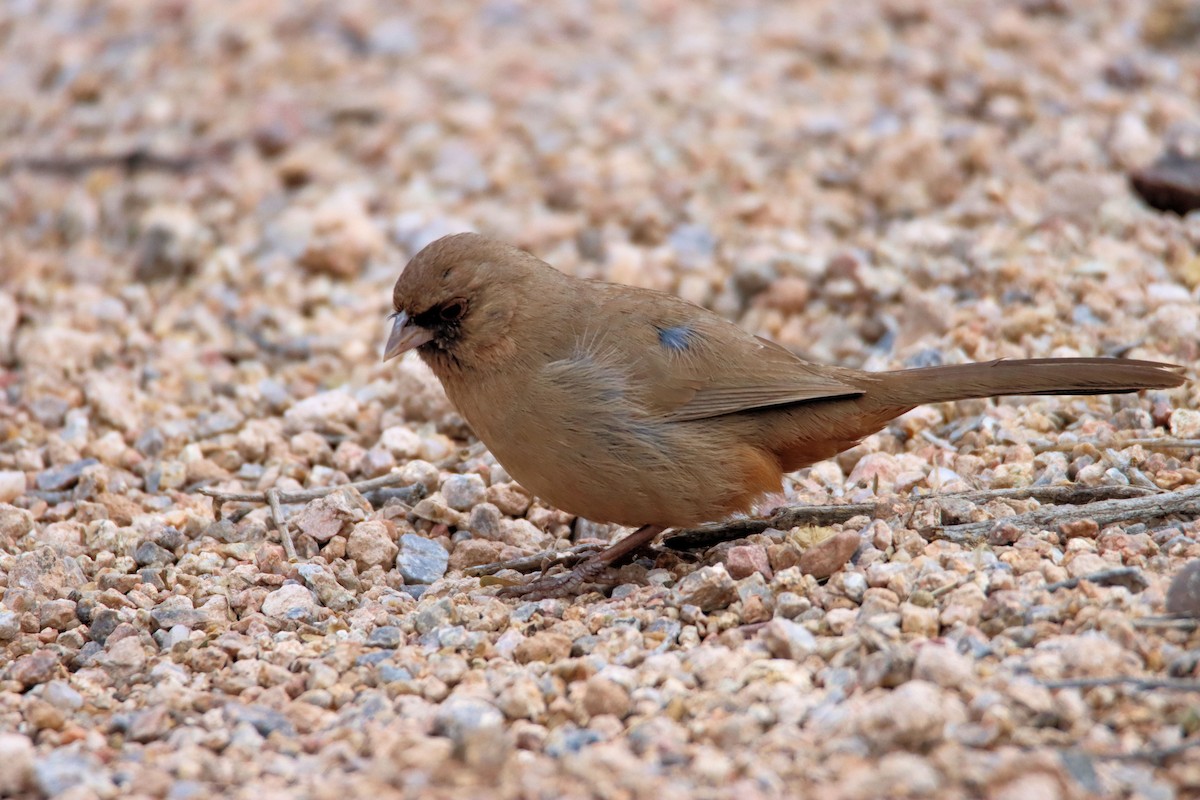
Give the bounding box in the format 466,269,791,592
3,139,237,175
1035,437,1200,454
1057,739,1200,765
942,484,1153,504
1121,438,1200,450
1132,616,1200,631
198,472,419,505
663,503,884,550
267,488,297,562
663,484,1154,551
1040,676,1200,691
1044,566,1147,593
934,484,1200,545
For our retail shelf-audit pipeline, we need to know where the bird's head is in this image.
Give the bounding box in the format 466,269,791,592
385,233,553,373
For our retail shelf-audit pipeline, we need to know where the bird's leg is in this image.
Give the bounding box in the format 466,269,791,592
497,524,666,600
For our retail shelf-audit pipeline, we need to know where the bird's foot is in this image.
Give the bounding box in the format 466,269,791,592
495,523,666,601
496,556,612,600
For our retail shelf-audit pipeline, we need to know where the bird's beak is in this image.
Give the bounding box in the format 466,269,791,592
383,312,434,361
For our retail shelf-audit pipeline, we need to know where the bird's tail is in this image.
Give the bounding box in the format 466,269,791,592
875,358,1186,406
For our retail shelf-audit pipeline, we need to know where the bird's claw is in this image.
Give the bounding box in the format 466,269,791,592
496,557,611,601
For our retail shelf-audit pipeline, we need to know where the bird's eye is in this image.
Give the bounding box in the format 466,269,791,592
439,299,467,322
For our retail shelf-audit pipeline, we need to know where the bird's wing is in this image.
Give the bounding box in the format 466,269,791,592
588,286,865,422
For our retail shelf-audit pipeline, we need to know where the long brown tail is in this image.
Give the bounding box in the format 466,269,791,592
876,358,1186,406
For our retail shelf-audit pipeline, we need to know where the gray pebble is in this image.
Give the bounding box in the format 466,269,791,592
41,680,83,711
134,540,175,567
397,533,449,584
467,502,503,540
413,597,457,634
35,458,98,491
366,626,404,648
35,749,111,797
762,618,818,661
226,703,296,737
441,473,486,511
0,611,21,641
433,697,510,768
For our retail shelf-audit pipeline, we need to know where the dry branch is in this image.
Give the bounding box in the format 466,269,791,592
934,484,1200,545
1040,676,1200,691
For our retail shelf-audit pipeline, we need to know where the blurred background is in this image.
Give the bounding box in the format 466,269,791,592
3,1,1198,396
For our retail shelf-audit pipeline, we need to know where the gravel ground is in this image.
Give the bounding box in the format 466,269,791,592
2,1,1200,798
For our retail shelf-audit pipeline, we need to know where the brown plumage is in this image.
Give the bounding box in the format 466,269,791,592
385,233,1186,597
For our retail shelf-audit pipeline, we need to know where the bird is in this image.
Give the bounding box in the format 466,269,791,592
384,232,1186,598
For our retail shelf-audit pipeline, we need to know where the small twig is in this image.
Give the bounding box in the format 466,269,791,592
933,484,1200,545
464,543,604,577
1040,676,1200,691
919,428,957,451
1044,566,1147,593
266,488,297,562
931,572,974,598
663,485,1153,552
1056,739,1200,766
1132,616,1200,631
2,139,237,175
1096,738,1200,764
1122,437,1200,450
1035,437,1200,454
942,484,1154,504
664,503,885,550
198,472,418,505
200,473,422,560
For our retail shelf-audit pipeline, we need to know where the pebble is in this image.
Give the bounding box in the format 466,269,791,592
346,519,399,571
396,534,449,584
380,426,422,459
761,618,818,661
366,626,404,648
800,531,861,579
913,642,974,689
850,680,966,750
467,503,503,540
514,632,573,664
411,496,466,527
0,735,34,795
1166,560,1200,617
34,748,112,798
441,473,487,511
35,458,98,492
7,649,60,689
297,563,356,611
433,697,510,770
671,565,737,612
486,482,532,516
260,584,319,622
284,390,360,432
1170,409,1200,439
293,488,369,542
582,676,632,719
0,471,25,503
413,597,458,633
724,544,772,580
